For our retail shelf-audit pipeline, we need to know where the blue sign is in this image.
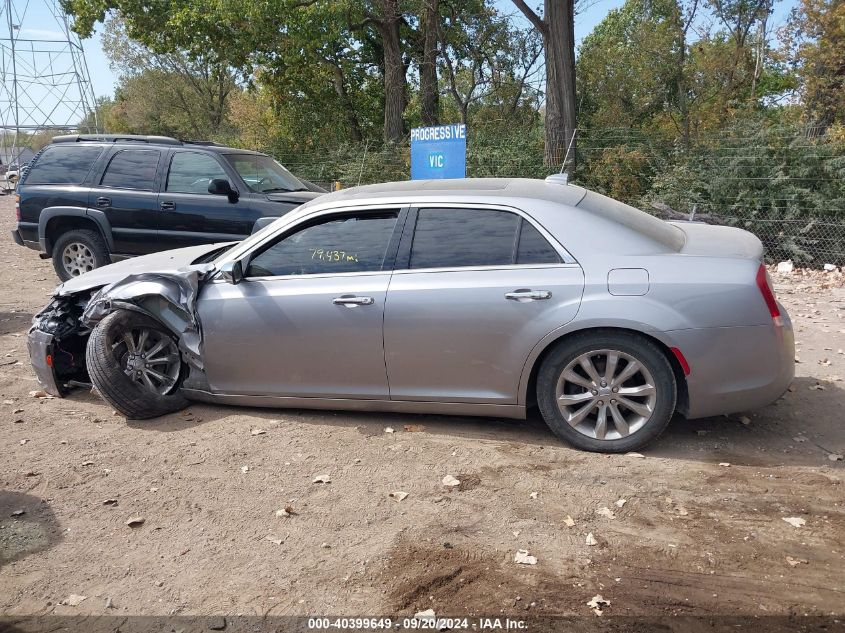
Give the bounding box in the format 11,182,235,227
410,124,466,180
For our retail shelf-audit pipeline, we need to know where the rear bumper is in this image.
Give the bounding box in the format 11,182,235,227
26,329,63,397
668,309,795,419
11,228,41,251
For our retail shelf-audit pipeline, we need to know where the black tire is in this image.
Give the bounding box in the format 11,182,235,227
86,310,189,420
51,229,110,282
536,330,676,453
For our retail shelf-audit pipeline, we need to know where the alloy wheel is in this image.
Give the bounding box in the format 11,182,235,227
555,348,657,440
113,328,182,396
61,242,96,277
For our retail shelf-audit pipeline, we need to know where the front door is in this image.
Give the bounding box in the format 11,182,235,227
198,209,403,398
157,150,257,250
384,206,585,404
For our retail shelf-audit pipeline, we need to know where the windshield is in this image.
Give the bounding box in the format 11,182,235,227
224,154,306,194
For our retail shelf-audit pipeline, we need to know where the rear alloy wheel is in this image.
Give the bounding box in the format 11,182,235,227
86,310,189,419
537,332,676,452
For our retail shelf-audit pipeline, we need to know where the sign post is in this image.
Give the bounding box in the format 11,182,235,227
410,123,466,180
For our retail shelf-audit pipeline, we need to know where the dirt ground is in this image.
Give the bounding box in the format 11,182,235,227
1,194,844,625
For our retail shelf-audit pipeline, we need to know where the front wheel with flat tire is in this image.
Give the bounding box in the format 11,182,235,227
52,229,109,281
536,331,677,453
86,309,189,419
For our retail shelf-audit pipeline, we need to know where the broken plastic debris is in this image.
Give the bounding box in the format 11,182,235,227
828,453,844,462
585,532,598,546
586,594,610,615
384,426,395,433
823,263,837,272
782,517,806,528
626,452,645,458
312,474,331,483
596,507,615,519
442,475,460,487
564,515,575,527
615,499,627,508
250,428,266,436
389,491,409,501
514,549,537,565
719,462,731,467
529,491,539,499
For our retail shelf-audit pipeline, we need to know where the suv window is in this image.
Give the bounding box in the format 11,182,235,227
410,208,519,269
224,154,306,194
246,211,399,278
24,145,103,185
166,152,229,194
100,149,161,190
516,221,561,264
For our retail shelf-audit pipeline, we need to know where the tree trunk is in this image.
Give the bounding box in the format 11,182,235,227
419,0,440,126
330,62,364,142
543,0,577,170
513,0,577,171
377,0,406,143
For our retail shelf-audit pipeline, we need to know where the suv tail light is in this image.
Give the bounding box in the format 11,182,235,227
756,263,781,323
14,194,20,221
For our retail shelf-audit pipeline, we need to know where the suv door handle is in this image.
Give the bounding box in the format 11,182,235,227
96,197,111,207
505,289,552,301
160,201,176,211
332,295,375,307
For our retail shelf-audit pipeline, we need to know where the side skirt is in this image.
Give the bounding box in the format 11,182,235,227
180,389,527,420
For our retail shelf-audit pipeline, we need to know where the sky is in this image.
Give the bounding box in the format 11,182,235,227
11,0,800,104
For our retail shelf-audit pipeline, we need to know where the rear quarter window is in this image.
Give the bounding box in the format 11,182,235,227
23,145,104,185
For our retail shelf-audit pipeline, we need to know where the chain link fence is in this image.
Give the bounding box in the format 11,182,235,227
270,124,845,266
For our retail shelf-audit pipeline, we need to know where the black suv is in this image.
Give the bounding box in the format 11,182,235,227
11,135,324,280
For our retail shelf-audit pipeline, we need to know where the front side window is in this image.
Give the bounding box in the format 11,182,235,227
24,145,103,185
246,211,399,278
100,149,161,190
166,152,229,194
224,154,305,194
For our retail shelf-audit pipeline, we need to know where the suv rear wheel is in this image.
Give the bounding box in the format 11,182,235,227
52,229,109,281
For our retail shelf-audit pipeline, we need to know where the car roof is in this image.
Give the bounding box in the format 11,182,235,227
50,134,267,156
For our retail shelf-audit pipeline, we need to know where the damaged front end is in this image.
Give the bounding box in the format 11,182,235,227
28,264,214,397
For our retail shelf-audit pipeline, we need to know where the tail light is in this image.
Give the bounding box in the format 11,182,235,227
14,194,20,221
756,263,782,324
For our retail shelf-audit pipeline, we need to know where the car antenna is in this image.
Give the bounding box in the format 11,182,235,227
557,128,577,184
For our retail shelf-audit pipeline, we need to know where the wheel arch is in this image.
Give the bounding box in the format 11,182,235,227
520,325,689,416
39,207,114,256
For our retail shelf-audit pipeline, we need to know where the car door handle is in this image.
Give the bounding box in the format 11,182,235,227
96,197,111,207
505,289,552,301
160,201,176,211
332,295,375,306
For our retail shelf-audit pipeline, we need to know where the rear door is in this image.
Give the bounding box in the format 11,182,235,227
90,148,163,256
383,205,585,405
157,150,257,250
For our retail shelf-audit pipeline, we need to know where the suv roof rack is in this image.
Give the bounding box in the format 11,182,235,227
52,134,183,146
183,140,224,147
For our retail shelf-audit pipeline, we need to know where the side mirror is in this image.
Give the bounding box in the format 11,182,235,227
219,260,244,285
208,178,239,202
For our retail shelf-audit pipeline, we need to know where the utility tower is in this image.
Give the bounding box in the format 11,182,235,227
0,0,98,166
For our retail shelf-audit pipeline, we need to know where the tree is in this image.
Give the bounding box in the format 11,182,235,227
783,0,845,131
512,0,577,170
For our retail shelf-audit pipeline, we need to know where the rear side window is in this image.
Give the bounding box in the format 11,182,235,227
100,150,161,190
24,145,103,185
410,208,518,269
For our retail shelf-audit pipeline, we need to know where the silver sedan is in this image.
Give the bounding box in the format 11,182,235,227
27,177,794,452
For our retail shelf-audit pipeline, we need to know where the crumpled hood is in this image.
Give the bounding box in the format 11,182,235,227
56,242,232,296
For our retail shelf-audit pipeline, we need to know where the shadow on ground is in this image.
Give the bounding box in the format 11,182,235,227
0,491,62,569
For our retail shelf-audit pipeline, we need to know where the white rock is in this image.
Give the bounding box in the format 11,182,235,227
782,516,806,528
625,452,645,458
563,515,576,527
384,427,395,433
442,475,460,487
585,532,598,546
514,549,537,565
313,474,331,483
828,453,844,462
596,507,615,519
586,594,610,615
776,260,794,274
61,594,88,606
529,491,539,499
615,499,627,508
389,491,409,501
414,608,436,621
824,263,837,272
